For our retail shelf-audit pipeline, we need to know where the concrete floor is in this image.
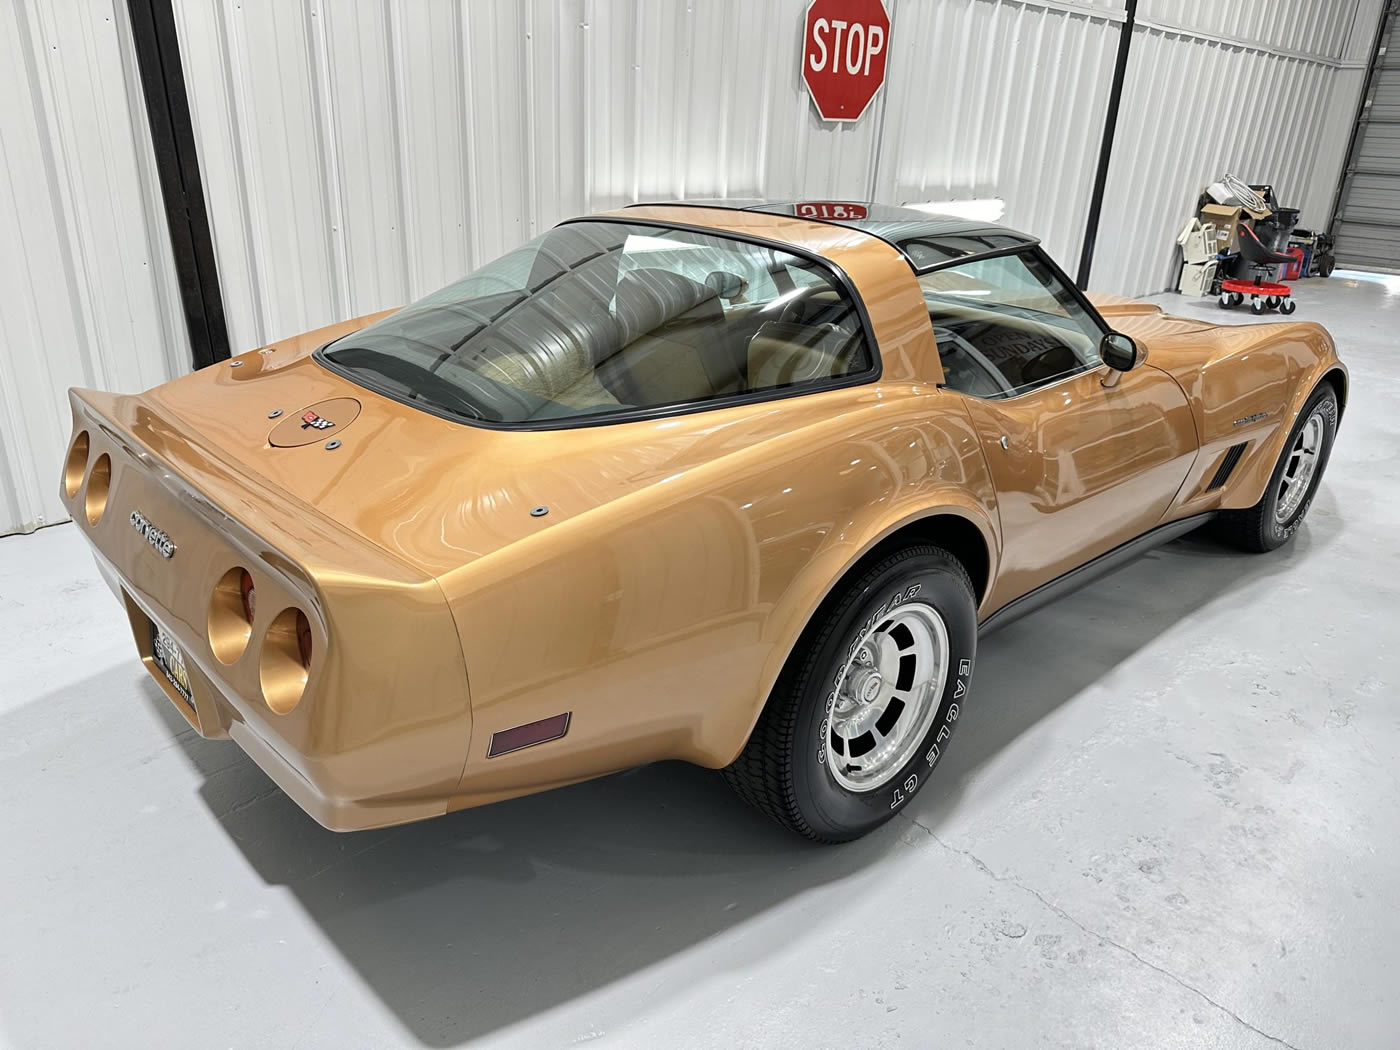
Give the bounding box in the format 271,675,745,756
2,272,1397,1050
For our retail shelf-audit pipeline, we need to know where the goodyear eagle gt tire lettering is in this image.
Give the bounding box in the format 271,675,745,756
1216,383,1338,553
723,544,977,842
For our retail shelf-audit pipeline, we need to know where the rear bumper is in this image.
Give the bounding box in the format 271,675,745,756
66,388,474,832
94,549,450,831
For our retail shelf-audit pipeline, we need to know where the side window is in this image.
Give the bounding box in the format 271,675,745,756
594,229,873,411
920,252,1105,399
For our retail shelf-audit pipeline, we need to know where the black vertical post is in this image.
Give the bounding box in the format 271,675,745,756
1077,0,1138,289
127,0,230,369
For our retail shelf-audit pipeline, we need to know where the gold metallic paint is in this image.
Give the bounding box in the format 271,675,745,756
59,215,1344,831
267,396,362,447
961,365,1198,613
1099,302,1347,515
64,430,89,499
207,565,253,665
67,381,473,830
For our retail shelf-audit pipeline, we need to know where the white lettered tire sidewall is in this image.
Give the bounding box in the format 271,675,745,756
1264,386,1338,547
790,550,977,840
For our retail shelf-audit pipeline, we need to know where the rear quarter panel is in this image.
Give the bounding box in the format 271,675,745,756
439,387,999,808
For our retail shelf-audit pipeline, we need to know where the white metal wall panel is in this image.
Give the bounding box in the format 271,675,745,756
1093,11,1376,297
171,0,1375,346
876,0,1120,265
174,0,1132,351
0,0,188,537
1138,0,1359,58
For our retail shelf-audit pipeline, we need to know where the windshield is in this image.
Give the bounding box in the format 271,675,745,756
320,221,875,426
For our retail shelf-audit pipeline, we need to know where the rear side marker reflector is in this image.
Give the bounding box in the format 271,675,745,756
488,713,571,758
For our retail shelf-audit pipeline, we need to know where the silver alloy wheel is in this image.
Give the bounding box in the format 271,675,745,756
1274,409,1325,524
825,604,950,792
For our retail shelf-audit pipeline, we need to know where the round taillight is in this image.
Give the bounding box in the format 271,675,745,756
84,453,111,525
64,431,89,499
209,567,255,664
296,612,313,668
260,607,313,715
240,570,256,624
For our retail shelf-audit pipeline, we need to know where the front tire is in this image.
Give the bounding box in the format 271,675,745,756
1215,384,1338,552
724,545,977,842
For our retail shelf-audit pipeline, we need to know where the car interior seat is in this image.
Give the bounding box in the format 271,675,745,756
746,320,862,389
602,268,743,405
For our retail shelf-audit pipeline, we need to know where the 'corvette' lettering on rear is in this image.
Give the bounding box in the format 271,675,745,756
130,511,176,559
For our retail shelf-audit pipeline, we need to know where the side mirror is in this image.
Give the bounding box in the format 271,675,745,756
1099,332,1145,388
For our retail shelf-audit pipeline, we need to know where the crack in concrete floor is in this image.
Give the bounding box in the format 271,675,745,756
904,812,1304,1050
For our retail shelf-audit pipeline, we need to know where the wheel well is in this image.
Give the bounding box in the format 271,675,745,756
741,512,992,759
1320,367,1348,420
851,513,991,605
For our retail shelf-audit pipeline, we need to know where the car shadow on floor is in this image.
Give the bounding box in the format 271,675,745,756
146,513,1336,1047
149,696,891,1046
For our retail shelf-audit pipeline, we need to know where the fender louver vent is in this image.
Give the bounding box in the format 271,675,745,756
1207,442,1248,491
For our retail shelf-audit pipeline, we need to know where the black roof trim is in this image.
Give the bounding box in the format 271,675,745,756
629,198,1039,274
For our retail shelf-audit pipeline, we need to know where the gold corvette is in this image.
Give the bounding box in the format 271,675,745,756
61,202,1346,841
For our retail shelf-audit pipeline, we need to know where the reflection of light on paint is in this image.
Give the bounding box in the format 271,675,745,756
903,198,1007,222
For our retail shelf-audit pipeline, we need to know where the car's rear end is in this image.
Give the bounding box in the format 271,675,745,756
60,381,473,831
58,205,949,833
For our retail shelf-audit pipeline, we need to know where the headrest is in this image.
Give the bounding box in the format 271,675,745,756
614,268,722,344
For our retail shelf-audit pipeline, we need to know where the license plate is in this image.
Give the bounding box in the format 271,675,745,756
151,620,193,704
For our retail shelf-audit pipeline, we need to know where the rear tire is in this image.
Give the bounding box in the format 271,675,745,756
1215,384,1338,552
723,545,977,842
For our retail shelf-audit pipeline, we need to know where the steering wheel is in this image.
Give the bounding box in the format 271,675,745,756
1020,343,1079,385
776,291,813,326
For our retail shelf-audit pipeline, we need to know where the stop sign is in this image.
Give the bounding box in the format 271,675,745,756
802,0,891,123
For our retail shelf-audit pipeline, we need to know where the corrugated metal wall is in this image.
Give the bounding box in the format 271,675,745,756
171,0,1125,356
0,0,188,537
0,0,1384,536
1096,0,1386,294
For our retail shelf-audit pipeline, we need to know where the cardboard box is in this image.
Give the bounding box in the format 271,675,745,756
1177,217,1218,264
1199,204,1243,254
1178,260,1217,297
1199,203,1271,255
